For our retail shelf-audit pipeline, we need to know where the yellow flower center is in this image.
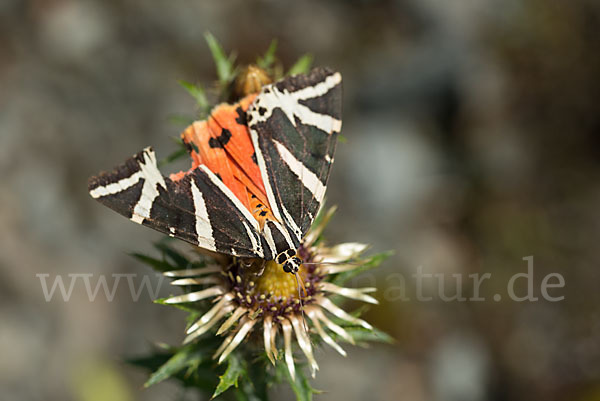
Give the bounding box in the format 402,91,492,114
251,260,307,300
230,257,317,315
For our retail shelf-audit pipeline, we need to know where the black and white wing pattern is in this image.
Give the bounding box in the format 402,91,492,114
88,147,272,259
247,67,342,246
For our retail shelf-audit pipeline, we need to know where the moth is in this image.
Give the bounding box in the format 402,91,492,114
88,67,342,273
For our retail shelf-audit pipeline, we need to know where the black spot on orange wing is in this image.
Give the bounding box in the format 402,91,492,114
235,106,247,125
258,107,267,116
251,152,257,164
208,138,220,148
208,128,233,148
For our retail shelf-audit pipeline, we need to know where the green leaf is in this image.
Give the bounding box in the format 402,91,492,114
331,250,393,286
153,241,191,269
212,354,246,399
234,359,269,401
234,389,250,401
158,137,188,167
178,80,210,115
130,253,174,273
185,310,204,330
327,306,394,345
342,326,395,345
127,353,172,378
257,39,278,69
153,298,203,314
167,114,195,127
309,203,334,231
129,338,224,393
144,344,203,388
158,146,188,168
277,362,319,401
287,54,313,76
205,32,236,86
306,204,336,246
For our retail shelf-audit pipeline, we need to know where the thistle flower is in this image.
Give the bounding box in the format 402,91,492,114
127,35,392,399
162,206,379,380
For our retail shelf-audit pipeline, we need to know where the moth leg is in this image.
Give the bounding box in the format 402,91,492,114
254,259,267,276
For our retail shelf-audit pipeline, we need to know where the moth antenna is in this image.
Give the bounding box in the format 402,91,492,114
297,273,308,297
294,272,311,340
301,260,363,266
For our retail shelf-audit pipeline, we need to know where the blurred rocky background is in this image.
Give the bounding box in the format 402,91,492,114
1,0,600,400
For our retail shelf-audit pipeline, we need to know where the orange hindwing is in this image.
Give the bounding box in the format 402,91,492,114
176,94,271,215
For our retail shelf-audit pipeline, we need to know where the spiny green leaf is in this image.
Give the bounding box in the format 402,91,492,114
234,389,251,401
309,202,334,231
178,80,210,115
347,304,371,319
185,310,204,330
277,362,319,401
130,253,174,272
287,54,313,76
154,297,203,314
144,344,203,388
212,354,246,399
341,326,395,345
182,365,220,392
158,146,188,168
331,250,393,286
132,338,224,391
289,369,319,401
167,114,195,127
158,137,187,167
153,242,191,269
306,204,336,246
130,352,217,393
234,359,270,401
168,135,185,146
127,353,172,376
328,306,394,345
205,32,236,86
257,39,278,69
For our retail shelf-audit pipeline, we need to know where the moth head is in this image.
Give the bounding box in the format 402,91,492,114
282,256,302,274
276,249,302,274
276,249,295,264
